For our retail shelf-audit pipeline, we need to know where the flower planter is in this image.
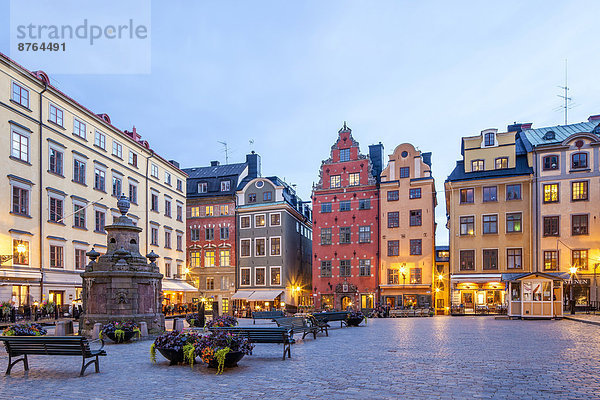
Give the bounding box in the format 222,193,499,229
206,351,245,369
156,347,186,366
105,330,137,343
346,316,364,326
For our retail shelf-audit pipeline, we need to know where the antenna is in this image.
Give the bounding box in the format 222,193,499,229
249,139,254,152
218,141,229,164
557,59,573,125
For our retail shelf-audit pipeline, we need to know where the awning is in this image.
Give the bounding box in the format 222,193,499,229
451,274,502,283
247,290,284,301
162,280,198,292
231,290,255,300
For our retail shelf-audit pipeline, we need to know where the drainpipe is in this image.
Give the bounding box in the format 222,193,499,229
145,150,155,256
39,82,48,300
532,151,538,273
376,185,381,307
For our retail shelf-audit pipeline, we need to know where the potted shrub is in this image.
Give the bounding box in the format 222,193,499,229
205,315,238,329
2,323,47,336
100,321,141,343
195,331,253,374
0,301,11,321
150,330,202,366
346,310,365,327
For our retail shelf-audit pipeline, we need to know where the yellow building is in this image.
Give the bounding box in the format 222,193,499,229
434,246,450,315
379,143,436,309
0,53,191,309
445,127,533,314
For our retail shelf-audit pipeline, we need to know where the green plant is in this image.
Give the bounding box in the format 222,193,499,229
150,343,156,363
0,301,11,317
214,347,231,375
114,329,125,342
183,343,196,368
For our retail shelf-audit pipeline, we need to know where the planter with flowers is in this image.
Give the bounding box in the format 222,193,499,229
2,322,47,336
185,312,206,328
346,310,365,327
150,330,202,366
100,321,141,343
205,315,238,329
195,330,253,374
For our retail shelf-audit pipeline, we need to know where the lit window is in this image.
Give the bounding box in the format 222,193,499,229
543,184,559,203
271,267,281,285
330,175,341,188
205,205,213,216
495,157,508,169
204,250,215,267
506,213,522,233
349,173,360,186
543,251,558,271
472,160,484,171
571,181,588,201
572,249,588,269
255,214,265,227
220,250,230,266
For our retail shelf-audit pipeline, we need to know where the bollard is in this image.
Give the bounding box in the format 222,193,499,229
92,323,102,339
139,321,148,337
173,318,184,332
65,320,74,335
55,321,66,336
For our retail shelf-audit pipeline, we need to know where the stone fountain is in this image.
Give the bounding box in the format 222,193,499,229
79,195,165,336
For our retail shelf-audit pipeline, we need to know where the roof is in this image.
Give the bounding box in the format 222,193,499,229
520,120,600,147
183,163,246,179
446,154,533,183
501,272,570,282
183,162,248,198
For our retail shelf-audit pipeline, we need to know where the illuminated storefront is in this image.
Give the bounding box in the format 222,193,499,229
450,274,505,314
504,272,564,319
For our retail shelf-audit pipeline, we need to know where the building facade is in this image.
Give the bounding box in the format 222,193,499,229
312,123,383,311
445,127,533,314
434,246,450,315
0,53,188,308
379,143,436,309
183,156,253,315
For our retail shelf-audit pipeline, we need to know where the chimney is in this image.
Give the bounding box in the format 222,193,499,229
588,114,600,122
368,142,384,183
210,161,220,166
507,122,532,133
246,151,261,179
168,160,180,168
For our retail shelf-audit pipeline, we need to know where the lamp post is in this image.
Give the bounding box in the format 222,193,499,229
569,266,578,315
399,264,406,307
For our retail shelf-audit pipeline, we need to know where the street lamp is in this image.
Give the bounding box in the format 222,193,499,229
399,265,406,286
569,266,578,315
0,243,27,265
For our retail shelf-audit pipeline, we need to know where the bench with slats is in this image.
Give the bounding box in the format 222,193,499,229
306,315,329,336
312,311,350,328
207,326,294,360
0,336,106,376
273,317,319,340
252,310,285,324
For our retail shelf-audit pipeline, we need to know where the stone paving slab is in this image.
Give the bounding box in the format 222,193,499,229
0,317,599,399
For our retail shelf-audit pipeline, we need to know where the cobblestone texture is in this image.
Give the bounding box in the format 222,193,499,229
1,317,599,399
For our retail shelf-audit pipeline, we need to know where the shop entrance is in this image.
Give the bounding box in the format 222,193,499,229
341,296,352,310
49,291,64,306
462,291,474,312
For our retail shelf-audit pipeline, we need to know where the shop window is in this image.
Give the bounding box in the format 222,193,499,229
511,282,521,301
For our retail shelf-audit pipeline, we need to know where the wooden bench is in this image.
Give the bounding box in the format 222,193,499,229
306,315,328,336
0,336,106,376
312,311,349,328
252,310,285,324
208,326,294,360
273,317,319,340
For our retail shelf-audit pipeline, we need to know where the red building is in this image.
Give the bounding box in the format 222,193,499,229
312,123,384,311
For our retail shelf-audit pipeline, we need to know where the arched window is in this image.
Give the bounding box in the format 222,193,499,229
571,152,588,169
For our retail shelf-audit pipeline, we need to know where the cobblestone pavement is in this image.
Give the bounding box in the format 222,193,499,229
1,317,599,399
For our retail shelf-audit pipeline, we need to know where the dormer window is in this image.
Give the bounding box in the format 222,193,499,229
339,148,350,162
572,152,588,169
544,131,556,140
495,157,508,169
248,193,257,203
221,180,230,191
484,132,495,147
471,160,484,172
198,182,208,193
543,155,558,170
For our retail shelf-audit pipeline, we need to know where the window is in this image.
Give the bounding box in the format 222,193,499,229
49,147,63,175
330,175,341,188
388,212,399,228
218,204,228,216
112,176,122,197
387,240,399,256
74,203,86,228
271,267,281,285
340,201,351,211
543,250,558,271
572,214,588,235
349,173,360,186
340,260,351,277
151,193,159,212
255,238,266,256
49,197,63,223
112,141,123,158
150,226,159,246
388,268,399,284
484,132,495,146
220,180,230,191
571,152,588,169
321,202,332,213
507,248,522,269
410,268,422,284
204,250,216,267
255,214,265,227
129,183,138,204
198,182,208,193
190,251,201,267
543,184,559,203
263,191,272,201
73,159,86,185
506,184,521,201
358,199,370,210
320,261,332,277
11,82,29,108
13,240,29,265
482,214,498,234
95,210,105,232
49,104,64,126
471,160,484,171
11,185,29,216
409,210,422,226
220,227,229,240
240,269,251,286
339,227,351,244
164,172,171,186
164,231,171,248
219,250,230,266
190,228,200,241
270,237,281,256
151,164,159,178
359,260,371,276
205,227,214,240
270,213,281,226
400,167,410,178
94,168,106,191
506,213,522,233
164,199,172,217
75,249,86,270
358,226,371,243
177,179,183,192
240,216,250,229
320,228,332,245
543,155,559,170
571,181,588,201
572,249,588,269
11,126,30,162
206,277,215,290
460,188,474,204
255,268,266,285
409,188,421,199
127,151,138,167
49,245,63,268
176,234,182,251
495,157,508,169
189,206,200,218
94,130,106,149
460,216,475,236
339,148,350,162
483,249,498,270
460,250,475,271
543,216,559,237
73,118,86,139
164,262,172,278
204,206,213,216
410,239,422,255
387,191,399,201
248,193,256,203
482,186,497,202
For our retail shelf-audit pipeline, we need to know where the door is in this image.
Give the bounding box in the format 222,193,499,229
462,291,474,312
49,291,64,306
341,296,352,310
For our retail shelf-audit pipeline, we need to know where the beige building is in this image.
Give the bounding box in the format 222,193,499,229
445,127,533,314
379,144,436,309
0,53,189,309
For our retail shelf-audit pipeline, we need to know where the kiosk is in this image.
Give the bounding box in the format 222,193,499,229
503,272,564,319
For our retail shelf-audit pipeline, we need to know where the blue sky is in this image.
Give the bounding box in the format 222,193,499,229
2,0,600,244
